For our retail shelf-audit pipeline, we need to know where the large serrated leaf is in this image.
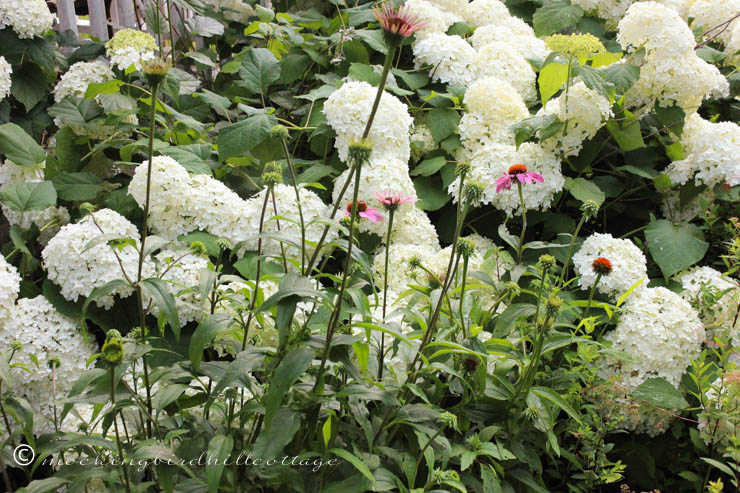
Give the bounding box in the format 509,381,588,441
0,122,46,166
0,181,56,212
645,219,708,279
239,47,281,95
533,2,584,36
217,113,276,162
632,378,689,409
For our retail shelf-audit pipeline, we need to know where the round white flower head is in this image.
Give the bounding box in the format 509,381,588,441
474,42,537,102
413,33,478,88
410,123,437,161
625,48,729,112
653,0,693,18
0,296,97,434
458,77,530,157
463,0,510,26
42,209,143,308
698,373,740,451
214,279,279,349
571,0,633,28
389,205,440,249
469,24,549,60
588,381,675,437
602,286,704,388
373,241,440,292
540,81,613,156
0,0,53,39
450,143,565,216
676,266,739,340
54,61,115,103
0,56,11,101
0,254,20,320
617,1,696,53
572,233,647,297
105,29,157,70
404,0,458,38
665,114,740,187
728,21,740,61
689,0,740,46
128,156,195,238
148,248,210,326
323,80,413,163
427,0,469,18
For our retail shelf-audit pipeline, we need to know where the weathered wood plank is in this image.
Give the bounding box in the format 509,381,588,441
87,0,109,41
57,0,79,36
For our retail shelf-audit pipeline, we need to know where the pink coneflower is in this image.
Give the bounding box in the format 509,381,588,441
346,200,385,224
495,164,544,193
373,3,427,40
374,189,417,212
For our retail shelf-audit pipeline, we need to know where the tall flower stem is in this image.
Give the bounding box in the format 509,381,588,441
304,45,397,275
378,208,396,380
279,137,307,275
458,253,470,339
516,182,527,264
135,78,160,440
110,366,133,493
562,55,574,138
584,273,602,318
558,214,586,286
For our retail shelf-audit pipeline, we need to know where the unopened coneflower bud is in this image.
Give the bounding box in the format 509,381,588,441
463,181,485,205
271,124,290,140
347,137,374,165
141,57,172,86
189,241,207,257
456,238,475,258
261,161,283,186
10,340,22,352
580,199,599,219
547,292,563,311
102,329,124,365
217,237,232,252
505,281,520,296
48,355,61,369
80,202,96,215
455,161,471,177
538,254,557,270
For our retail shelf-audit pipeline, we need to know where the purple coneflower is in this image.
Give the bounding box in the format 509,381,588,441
346,200,385,224
373,3,427,41
495,164,544,193
374,190,417,212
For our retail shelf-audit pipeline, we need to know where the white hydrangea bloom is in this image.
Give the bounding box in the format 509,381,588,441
625,48,729,111
413,33,478,87
676,266,739,340
128,156,195,238
324,80,413,163
728,21,740,60
0,0,53,39
410,123,437,161
469,24,549,60
450,143,565,216
0,254,20,321
0,56,11,101
105,29,157,70
427,0,469,18
404,0,458,38
572,0,634,28
540,81,613,156
474,42,537,102
214,279,279,349
617,2,696,53
53,61,115,103
689,0,740,46
652,0,693,18
665,114,740,187
0,296,97,435
149,249,210,326
373,242,440,292
389,205,440,249
463,0,511,26
602,286,704,388
42,209,143,308
572,233,647,297
418,234,506,282
458,77,530,157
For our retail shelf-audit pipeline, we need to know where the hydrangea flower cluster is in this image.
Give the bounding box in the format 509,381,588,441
0,296,98,435
105,29,157,70
665,113,740,187
149,248,210,327
53,60,116,102
572,233,647,297
42,209,144,309
0,56,11,101
688,0,740,46
676,266,739,340
0,0,54,39
617,2,728,111
0,253,20,321
602,286,705,388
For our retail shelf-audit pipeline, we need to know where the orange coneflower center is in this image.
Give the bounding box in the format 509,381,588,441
347,200,368,213
508,164,528,175
592,257,613,275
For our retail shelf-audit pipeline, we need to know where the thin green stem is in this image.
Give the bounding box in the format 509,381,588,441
166,0,176,63
110,366,133,493
584,273,602,319
516,183,527,264
459,254,470,339
562,55,574,138
558,214,587,286
378,208,396,380
280,138,307,275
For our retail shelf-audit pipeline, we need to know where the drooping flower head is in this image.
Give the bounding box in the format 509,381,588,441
495,164,544,193
592,257,613,275
346,200,385,224
373,2,428,44
105,29,157,71
374,189,417,212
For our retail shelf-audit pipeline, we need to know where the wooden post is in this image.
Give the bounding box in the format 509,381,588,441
57,0,79,36
87,0,109,41
115,0,137,30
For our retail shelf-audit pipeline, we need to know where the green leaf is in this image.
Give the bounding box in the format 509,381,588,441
0,181,56,212
11,63,48,112
141,277,182,340
152,384,189,411
533,1,584,36
190,313,231,372
0,122,46,165
538,62,569,106
207,435,233,493
411,156,447,177
427,107,460,143
19,477,70,493
413,175,451,211
186,15,225,37
632,378,689,409
564,177,605,206
530,386,584,426
701,458,736,477
605,117,645,151
601,63,640,93
655,104,685,138
573,64,613,100
645,219,708,279
51,172,101,201
85,80,123,99
217,113,277,162
263,348,313,430
330,448,375,483
511,114,561,149
239,47,281,95
253,407,301,458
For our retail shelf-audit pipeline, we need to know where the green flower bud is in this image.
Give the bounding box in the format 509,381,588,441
48,355,61,369
102,330,125,365
538,254,557,270
261,161,283,186
189,241,208,257
10,340,22,352
455,161,471,177
141,57,172,86
547,292,563,311
456,238,476,258
505,281,521,296
270,124,290,140
347,137,374,165
438,411,458,430
217,237,232,252
79,202,97,215
580,199,599,219
463,181,485,206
